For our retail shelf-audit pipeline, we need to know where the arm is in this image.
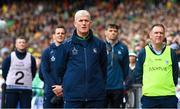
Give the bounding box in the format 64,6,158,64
41,48,56,87
100,42,107,81
56,44,67,85
122,46,129,81
31,56,37,79
134,49,145,84
2,55,11,80
171,49,179,86
52,85,63,96
38,63,44,81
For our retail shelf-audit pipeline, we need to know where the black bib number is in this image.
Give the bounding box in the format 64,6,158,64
15,71,24,85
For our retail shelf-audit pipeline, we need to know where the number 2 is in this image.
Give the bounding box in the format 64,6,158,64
15,71,24,85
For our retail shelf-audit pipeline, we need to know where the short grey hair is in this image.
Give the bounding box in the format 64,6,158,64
74,10,91,21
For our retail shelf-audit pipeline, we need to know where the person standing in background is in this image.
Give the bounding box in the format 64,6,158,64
105,23,129,108
31,53,44,109
127,52,138,85
40,26,66,108
2,36,37,108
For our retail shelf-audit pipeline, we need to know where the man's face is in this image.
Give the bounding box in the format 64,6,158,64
15,39,27,51
54,28,66,44
105,27,119,41
74,16,92,37
129,55,136,63
150,26,165,45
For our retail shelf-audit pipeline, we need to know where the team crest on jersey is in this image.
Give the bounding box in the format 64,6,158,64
165,60,168,64
107,50,109,55
93,48,97,54
118,51,121,55
72,47,78,55
51,56,55,62
50,50,54,54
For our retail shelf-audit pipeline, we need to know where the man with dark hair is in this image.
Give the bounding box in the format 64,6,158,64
41,26,66,108
105,23,129,108
2,36,37,108
135,24,179,108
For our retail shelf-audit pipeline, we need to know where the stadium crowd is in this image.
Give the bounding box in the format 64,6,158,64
0,0,180,108
0,0,180,61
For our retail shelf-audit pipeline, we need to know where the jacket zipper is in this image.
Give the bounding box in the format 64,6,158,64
111,46,114,66
84,48,88,101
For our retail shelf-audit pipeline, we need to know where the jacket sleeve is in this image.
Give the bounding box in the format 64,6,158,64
31,55,37,79
2,55,11,80
122,46,129,81
100,42,107,81
38,63,44,81
134,48,145,84
41,48,56,87
171,49,179,86
56,45,67,84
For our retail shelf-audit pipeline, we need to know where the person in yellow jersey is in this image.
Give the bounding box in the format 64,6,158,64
135,24,179,108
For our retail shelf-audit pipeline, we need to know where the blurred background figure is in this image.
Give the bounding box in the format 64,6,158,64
129,52,137,75
1,48,10,60
31,53,44,109
0,18,7,32
2,36,37,108
123,52,137,108
105,23,129,108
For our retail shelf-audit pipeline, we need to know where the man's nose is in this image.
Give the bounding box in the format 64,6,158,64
82,21,86,24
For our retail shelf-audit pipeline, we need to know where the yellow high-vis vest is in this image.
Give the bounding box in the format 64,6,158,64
143,46,175,96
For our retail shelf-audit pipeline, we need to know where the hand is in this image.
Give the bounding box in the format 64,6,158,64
52,85,63,96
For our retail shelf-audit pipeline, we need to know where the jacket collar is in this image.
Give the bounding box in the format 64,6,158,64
15,49,26,55
106,38,119,47
50,42,58,49
148,43,166,55
72,29,94,44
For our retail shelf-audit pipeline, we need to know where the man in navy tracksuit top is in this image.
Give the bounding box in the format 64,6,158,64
105,23,129,108
2,36,37,108
62,10,107,108
40,26,66,108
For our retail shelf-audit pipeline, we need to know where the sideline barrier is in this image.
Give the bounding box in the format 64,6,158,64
126,84,142,109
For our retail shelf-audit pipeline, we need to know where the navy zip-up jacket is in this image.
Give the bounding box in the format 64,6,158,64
2,50,36,81
41,43,65,94
105,41,129,90
135,44,179,86
62,30,107,101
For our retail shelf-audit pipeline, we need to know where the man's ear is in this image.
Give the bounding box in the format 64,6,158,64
89,20,92,27
149,31,152,39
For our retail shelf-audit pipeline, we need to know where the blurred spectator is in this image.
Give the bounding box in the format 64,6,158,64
31,54,44,109
1,47,10,60
0,1,179,55
126,51,138,88
129,52,137,76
